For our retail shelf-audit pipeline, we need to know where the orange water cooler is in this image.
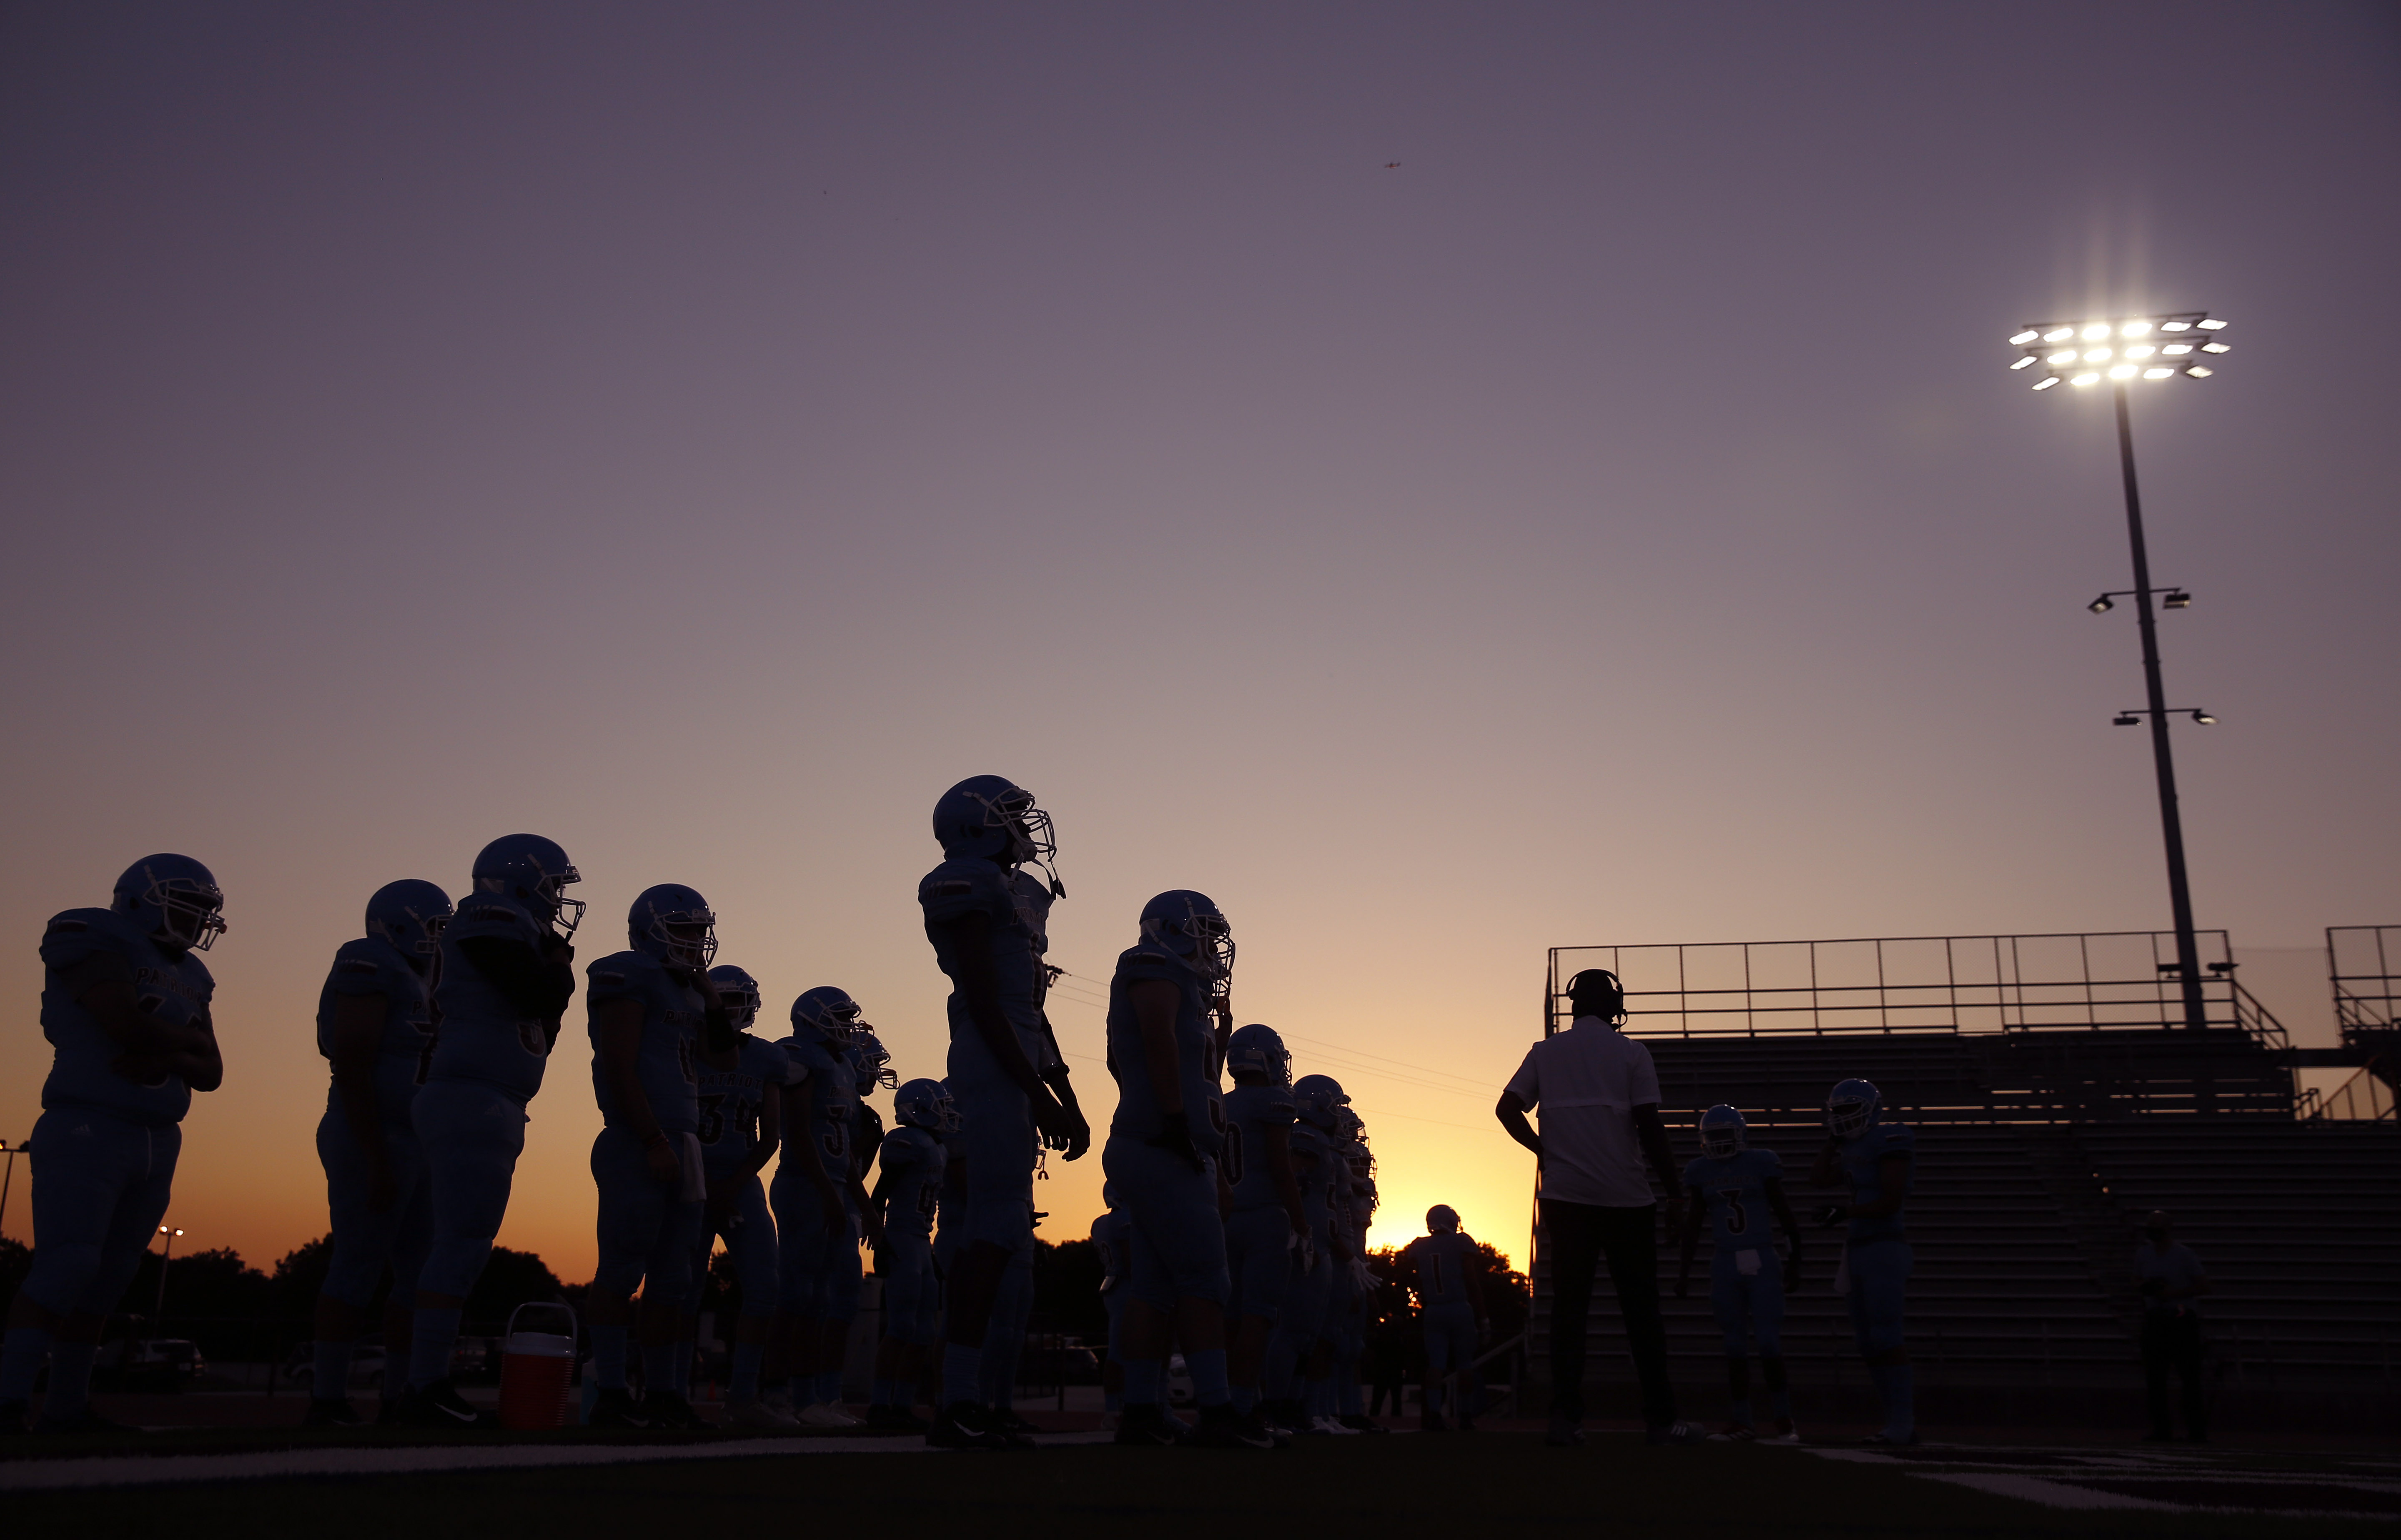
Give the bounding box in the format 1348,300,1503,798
496,1301,578,1430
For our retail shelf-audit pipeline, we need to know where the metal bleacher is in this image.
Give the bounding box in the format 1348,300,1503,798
1524,930,2401,1408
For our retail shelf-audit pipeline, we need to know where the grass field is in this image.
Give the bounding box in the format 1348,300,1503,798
5,1428,2393,1537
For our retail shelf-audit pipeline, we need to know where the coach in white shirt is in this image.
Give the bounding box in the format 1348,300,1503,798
1496,969,1694,1445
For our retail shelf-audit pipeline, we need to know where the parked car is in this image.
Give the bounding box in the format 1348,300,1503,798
283,1341,388,1392
98,1337,206,1390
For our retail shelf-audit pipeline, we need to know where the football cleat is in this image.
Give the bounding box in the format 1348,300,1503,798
1646,1420,1710,1445
301,1397,364,1428
113,853,226,952
1309,1415,1360,1436
396,1379,489,1429
1698,1104,1749,1158
1338,1413,1387,1435
1707,1421,1757,1442
1862,1429,1920,1447
798,1401,861,1428
584,1387,650,1429
1193,1403,1278,1449
642,1390,709,1430
930,1400,1015,1450
1111,1404,1185,1447
723,1397,799,1429
1759,1418,1802,1444
990,1409,1042,1447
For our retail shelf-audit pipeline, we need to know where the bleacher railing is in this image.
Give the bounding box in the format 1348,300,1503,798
2307,1062,2396,1123
2327,925,2399,1045
1546,930,2286,1044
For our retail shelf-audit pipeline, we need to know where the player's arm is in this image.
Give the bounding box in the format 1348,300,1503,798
1036,1014,1091,1161
1494,1090,1543,1162
1765,1177,1804,1290
849,1160,882,1248
1629,1102,1683,1232
595,999,681,1182
1327,1165,1356,1262
1810,1138,1842,1188
72,962,216,1068
1264,1122,1307,1237
747,1078,782,1178
686,967,737,1071
1674,1182,1704,1297
928,910,1078,1141
459,934,576,1046
1849,1155,1909,1221
327,992,397,1210
1130,978,1203,1172
1465,1238,1490,1333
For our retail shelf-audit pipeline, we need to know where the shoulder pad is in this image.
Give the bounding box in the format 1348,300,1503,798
452,899,532,932
918,859,1008,919
1682,1157,1707,1184
40,907,134,968
1113,941,1185,980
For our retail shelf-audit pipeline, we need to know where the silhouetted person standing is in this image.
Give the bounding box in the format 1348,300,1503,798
2135,1209,2211,1442
1497,969,1699,1445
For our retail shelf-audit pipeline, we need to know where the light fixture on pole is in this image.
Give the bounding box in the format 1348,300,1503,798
152,1224,186,1332
2012,311,2233,1032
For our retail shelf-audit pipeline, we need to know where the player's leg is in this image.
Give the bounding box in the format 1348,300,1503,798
585,1125,666,1425
1223,1207,1288,1417
634,1190,705,1426
721,1181,782,1421
1707,1252,1754,1435
935,1079,1032,1437
1594,1202,1686,1439
979,1231,1035,1423
378,1136,431,1422
1144,1154,1248,1447
407,1081,524,1421
1847,1240,1914,1443
310,1103,404,1424
1,1109,136,1425
808,1204,863,1422
1540,1197,1603,1441
12,1116,178,1430
1751,1252,1793,1440
2172,1315,2206,1441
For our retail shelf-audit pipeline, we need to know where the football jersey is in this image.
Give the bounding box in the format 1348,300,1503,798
1404,1231,1479,1307
877,1126,946,1242
1289,1121,1338,1226
778,1032,858,1184
1103,938,1224,1155
585,950,704,1136
1221,1083,1298,1211
1841,1123,1916,1243
1683,1148,1784,1252
315,934,437,1127
696,1033,793,1178
38,907,213,1127
428,891,560,1105
918,858,1050,1086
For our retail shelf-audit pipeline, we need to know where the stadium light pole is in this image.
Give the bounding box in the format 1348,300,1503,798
152,1224,185,1332
2009,311,2232,1033
0,1137,24,1239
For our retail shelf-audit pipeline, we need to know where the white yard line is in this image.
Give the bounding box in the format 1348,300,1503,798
0,1431,1117,1492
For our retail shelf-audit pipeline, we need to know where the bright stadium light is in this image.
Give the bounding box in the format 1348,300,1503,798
2001,306,2239,1033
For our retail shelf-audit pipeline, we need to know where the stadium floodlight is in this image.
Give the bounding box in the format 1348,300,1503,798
2004,308,2238,1032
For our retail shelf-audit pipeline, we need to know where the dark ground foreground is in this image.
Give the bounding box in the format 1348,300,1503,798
4,1425,2393,1538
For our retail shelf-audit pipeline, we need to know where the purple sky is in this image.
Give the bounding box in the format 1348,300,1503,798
3,2,2395,1276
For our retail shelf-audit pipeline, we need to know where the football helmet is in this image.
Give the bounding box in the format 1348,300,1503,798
1699,1104,1748,1159
932,775,1062,895
893,1077,961,1133
1138,890,1234,984
365,879,453,962
113,854,226,953
791,986,869,1048
1825,1079,1882,1141
1225,1023,1291,1086
849,1028,899,1092
628,884,716,969
1565,968,1626,1024
707,964,762,1032
1426,1204,1460,1234
1293,1074,1349,1130
470,834,583,937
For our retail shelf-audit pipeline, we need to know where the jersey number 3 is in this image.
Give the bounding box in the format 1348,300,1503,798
1715,1187,1749,1236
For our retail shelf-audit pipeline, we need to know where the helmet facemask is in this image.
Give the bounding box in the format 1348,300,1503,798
644,904,718,970
1143,897,1234,985
141,868,226,952
1826,1092,1877,1140
1699,1105,1747,1158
